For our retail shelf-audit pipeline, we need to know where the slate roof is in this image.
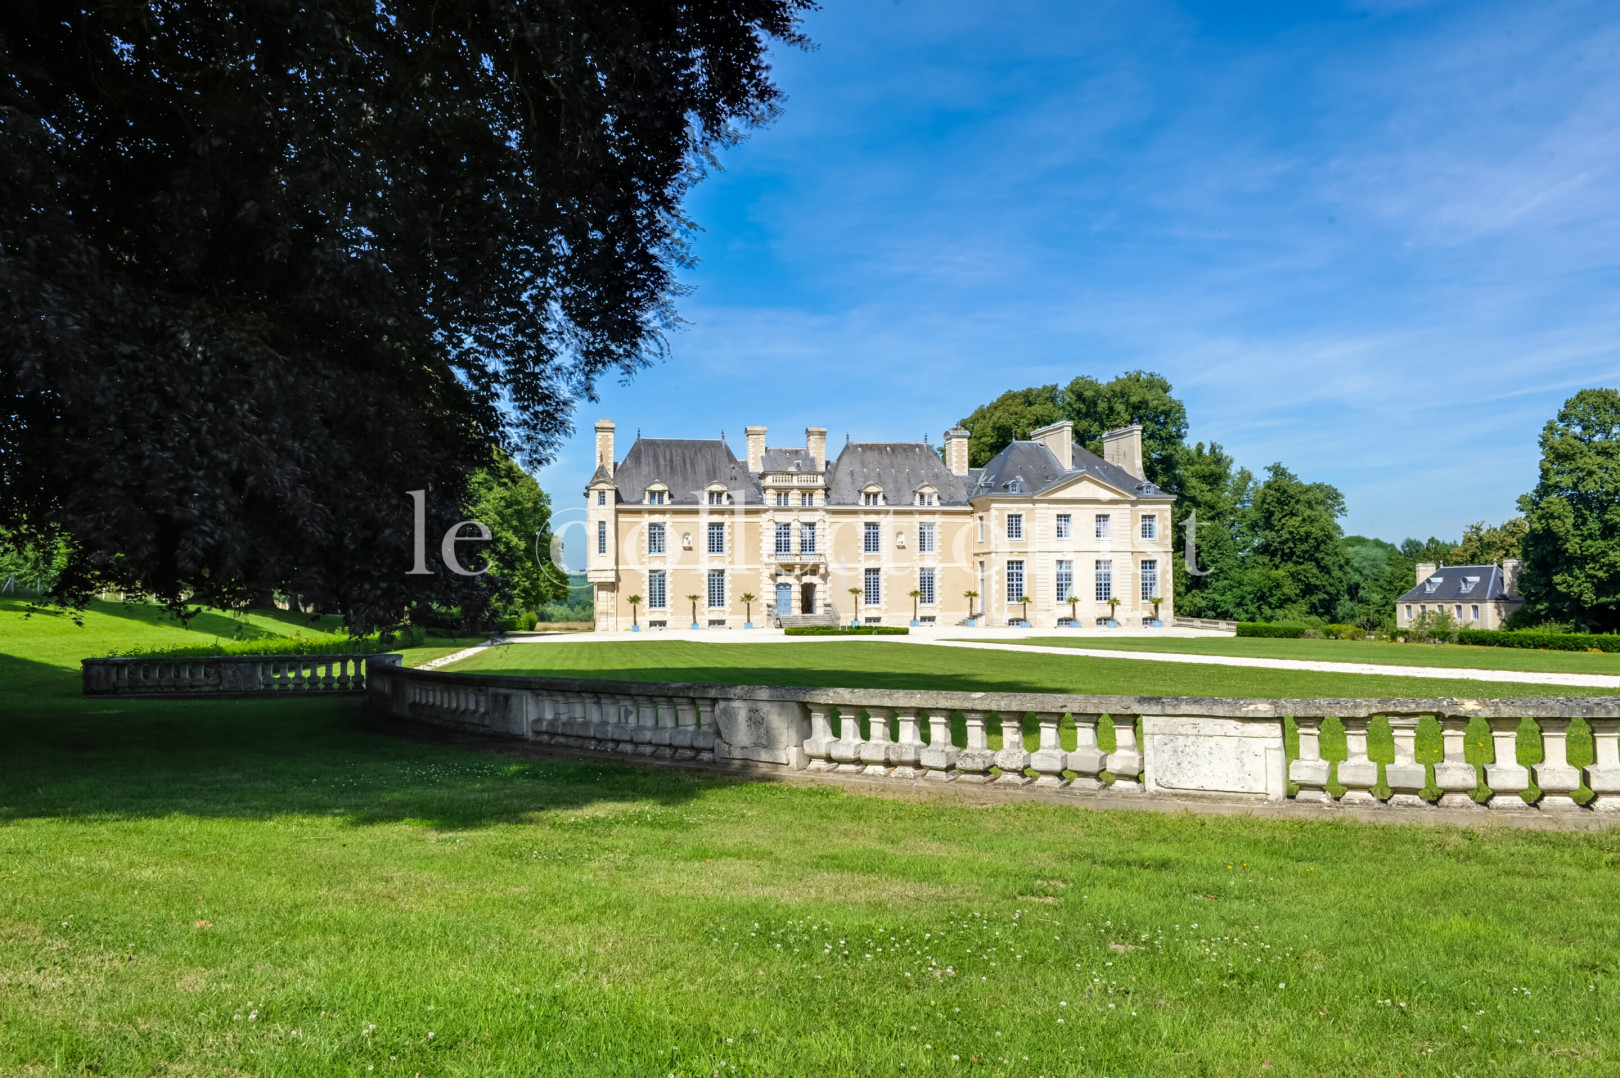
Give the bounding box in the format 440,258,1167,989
825,443,971,506
1397,565,1515,603
969,441,1167,499
761,447,819,473
611,438,763,505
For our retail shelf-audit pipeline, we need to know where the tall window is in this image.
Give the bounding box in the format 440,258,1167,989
801,522,817,553
864,521,881,553
646,489,665,506
648,571,667,609
1056,513,1072,540
707,569,725,608
597,521,607,555
977,516,985,542
775,491,789,507
1095,514,1111,539
918,568,936,605
775,523,792,555
1095,559,1113,601
708,490,726,506
801,492,815,507
1007,513,1024,540
1405,604,1412,620
1471,604,1480,622
864,567,881,605
1141,514,1157,540
1006,560,1025,602
1056,560,1073,603
707,522,725,554
596,490,606,506
1140,559,1158,601
1455,604,1463,619
647,523,665,555
917,522,936,554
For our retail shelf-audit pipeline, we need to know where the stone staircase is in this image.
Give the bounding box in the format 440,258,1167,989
773,602,842,630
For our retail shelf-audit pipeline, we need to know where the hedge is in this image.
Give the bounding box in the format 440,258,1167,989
783,625,910,636
1455,628,1620,653
1235,622,1307,639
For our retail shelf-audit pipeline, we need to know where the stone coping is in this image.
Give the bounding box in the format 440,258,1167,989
377,665,1620,719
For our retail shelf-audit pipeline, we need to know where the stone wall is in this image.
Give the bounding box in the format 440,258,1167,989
83,653,400,697
366,665,1620,817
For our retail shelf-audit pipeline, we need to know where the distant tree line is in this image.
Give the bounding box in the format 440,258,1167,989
956,378,1620,631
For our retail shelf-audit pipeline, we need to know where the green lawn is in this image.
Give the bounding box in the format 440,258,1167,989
1001,633,1620,676
4,606,1620,1075
455,638,1619,698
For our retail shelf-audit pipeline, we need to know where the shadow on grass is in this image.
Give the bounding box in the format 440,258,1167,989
0,652,708,831
80,599,341,638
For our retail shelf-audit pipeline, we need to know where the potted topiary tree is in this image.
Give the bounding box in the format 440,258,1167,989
908,588,922,627
1106,594,1121,627
848,586,864,627
740,592,756,630
963,589,980,627
1147,594,1163,627
627,594,642,632
1016,594,1031,628
1065,592,1079,627
685,594,701,630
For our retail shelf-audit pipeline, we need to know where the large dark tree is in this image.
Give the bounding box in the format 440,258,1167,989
0,0,810,629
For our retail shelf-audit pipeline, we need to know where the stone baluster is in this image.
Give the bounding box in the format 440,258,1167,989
1485,717,1533,811
1337,717,1378,805
566,692,591,744
1587,719,1620,813
658,697,689,759
1030,712,1068,788
860,707,894,777
527,691,552,741
805,705,838,772
891,709,924,780
1106,715,1143,794
1433,715,1480,808
955,710,995,784
830,708,867,773
1385,715,1429,807
1534,719,1585,813
994,712,1032,787
1065,714,1105,792
1289,716,1330,803
320,659,336,692
686,698,717,762
640,695,675,759
920,710,958,782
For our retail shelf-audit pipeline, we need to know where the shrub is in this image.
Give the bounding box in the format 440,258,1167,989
110,630,412,659
783,625,910,636
1455,628,1620,653
1320,623,1366,641
1235,622,1307,638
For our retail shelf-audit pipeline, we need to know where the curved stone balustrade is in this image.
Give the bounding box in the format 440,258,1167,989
83,654,398,697
365,664,1620,819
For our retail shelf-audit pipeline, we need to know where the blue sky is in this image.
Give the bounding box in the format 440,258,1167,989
536,0,1620,567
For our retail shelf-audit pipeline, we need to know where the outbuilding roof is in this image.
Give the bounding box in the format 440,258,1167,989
1397,565,1513,603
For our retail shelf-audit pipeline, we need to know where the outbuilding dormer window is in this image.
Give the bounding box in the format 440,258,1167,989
1459,576,1479,594
1423,576,1441,594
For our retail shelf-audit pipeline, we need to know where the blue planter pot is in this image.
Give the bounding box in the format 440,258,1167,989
631,624,641,632
964,618,977,627
744,622,754,630
690,623,701,630
910,619,920,627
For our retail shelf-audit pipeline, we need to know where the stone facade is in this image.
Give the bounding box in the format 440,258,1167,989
1395,559,1523,630
585,418,1176,631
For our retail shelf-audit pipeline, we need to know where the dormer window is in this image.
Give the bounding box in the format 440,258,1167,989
1423,576,1442,594
1006,475,1027,495
915,486,938,507
646,487,667,506
862,486,884,506
706,486,729,506
1459,576,1479,594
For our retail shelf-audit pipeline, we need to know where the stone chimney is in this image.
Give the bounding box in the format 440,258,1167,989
944,427,971,476
1031,420,1074,471
594,419,616,478
1101,425,1144,480
1415,562,1437,586
806,426,827,471
745,425,767,472
1501,558,1522,596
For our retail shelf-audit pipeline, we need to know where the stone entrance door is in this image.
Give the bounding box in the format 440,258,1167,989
776,582,794,616
800,582,816,615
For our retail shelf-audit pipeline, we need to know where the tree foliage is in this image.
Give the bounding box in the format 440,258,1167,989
465,454,570,616
1453,518,1527,566
0,0,811,630
1517,388,1620,631
957,386,1065,468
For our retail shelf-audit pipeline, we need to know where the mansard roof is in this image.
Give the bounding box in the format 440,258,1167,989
761,447,819,473
1397,565,1514,603
612,438,763,504
825,443,972,506
970,441,1168,499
